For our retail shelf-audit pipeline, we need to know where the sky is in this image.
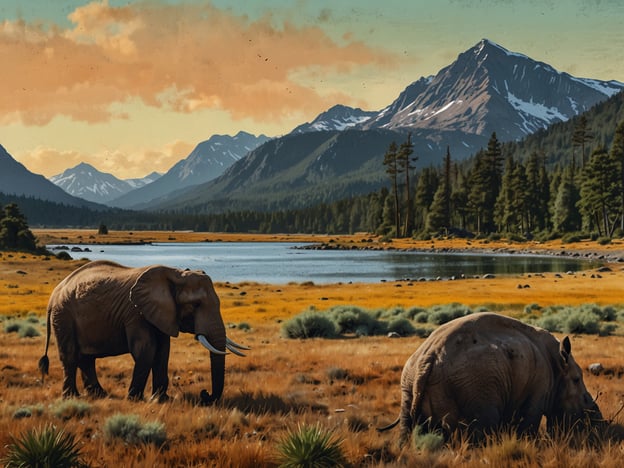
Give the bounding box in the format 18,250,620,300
1,0,623,179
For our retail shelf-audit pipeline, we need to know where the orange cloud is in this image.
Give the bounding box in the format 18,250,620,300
21,139,194,178
0,1,398,126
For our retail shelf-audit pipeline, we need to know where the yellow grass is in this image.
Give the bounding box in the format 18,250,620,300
1,230,624,466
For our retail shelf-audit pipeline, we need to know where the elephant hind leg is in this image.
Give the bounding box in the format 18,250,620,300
79,355,107,398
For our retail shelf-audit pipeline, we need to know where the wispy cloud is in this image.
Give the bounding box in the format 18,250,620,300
20,139,194,178
0,1,398,126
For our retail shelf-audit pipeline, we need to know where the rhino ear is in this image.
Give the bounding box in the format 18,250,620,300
559,336,571,364
130,266,181,337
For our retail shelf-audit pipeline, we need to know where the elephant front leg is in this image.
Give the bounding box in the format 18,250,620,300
151,334,171,402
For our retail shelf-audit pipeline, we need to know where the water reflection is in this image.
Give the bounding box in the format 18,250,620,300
48,242,600,284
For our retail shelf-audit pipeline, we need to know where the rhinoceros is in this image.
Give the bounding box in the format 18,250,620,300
379,313,603,443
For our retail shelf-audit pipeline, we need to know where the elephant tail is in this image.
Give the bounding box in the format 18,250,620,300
377,417,400,432
38,306,52,384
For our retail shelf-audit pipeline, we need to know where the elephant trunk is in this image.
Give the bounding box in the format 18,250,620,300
197,319,226,405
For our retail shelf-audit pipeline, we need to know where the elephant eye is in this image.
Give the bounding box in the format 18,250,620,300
572,377,581,384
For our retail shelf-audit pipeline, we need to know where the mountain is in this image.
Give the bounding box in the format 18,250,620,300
290,104,376,134
49,163,161,204
0,145,105,210
110,131,270,209
149,128,487,213
144,39,623,215
360,39,624,141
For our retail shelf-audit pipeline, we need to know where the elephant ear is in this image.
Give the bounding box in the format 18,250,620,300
130,266,181,337
559,336,571,365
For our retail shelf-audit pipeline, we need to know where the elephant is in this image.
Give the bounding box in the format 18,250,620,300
378,312,603,444
38,260,248,404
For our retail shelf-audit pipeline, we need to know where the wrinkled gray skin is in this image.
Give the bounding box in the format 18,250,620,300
39,260,245,404
379,313,603,443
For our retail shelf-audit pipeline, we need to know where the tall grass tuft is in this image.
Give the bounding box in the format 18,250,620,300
104,413,167,446
2,425,87,468
276,424,345,468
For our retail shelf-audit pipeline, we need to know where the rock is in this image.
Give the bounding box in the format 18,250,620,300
588,363,603,375
387,332,401,338
482,274,495,279
597,266,612,272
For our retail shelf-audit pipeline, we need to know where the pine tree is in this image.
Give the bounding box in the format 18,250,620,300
610,121,624,232
413,167,439,232
572,115,594,168
0,203,38,252
383,141,400,236
578,146,621,236
552,167,581,233
397,134,417,237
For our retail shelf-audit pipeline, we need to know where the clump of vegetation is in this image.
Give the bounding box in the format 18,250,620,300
281,311,337,339
276,424,345,468
103,413,167,446
528,304,622,336
411,426,445,452
2,425,87,468
426,303,473,325
12,405,44,419
51,399,92,420
0,203,41,253
3,318,41,338
283,304,476,339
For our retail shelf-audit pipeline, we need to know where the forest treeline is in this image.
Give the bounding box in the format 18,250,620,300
2,115,624,242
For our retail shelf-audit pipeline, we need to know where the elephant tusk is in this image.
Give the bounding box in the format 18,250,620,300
196,335,227,355
226,342,246,357
226,337,251,350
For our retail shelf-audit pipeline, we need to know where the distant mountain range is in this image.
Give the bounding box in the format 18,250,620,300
3,39,623,217
50,163,161,204
108,131,270,209
0,145,105,210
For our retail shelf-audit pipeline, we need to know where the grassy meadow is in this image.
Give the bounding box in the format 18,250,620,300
1,230,624,467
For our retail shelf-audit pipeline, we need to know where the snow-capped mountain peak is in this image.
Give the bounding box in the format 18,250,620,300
359,38,624,140
290,104,376,134
50,164,160,204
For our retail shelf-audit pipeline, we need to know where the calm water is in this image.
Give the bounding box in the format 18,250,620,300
48,242,599,284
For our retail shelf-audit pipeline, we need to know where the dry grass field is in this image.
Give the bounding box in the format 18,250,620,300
1,230,624,467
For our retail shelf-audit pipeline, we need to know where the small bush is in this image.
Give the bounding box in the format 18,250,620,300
2,425,86,468
18,324,40,338
386,318,417,336
51,400,91,420
597,236,611,245
281,312,337,339
276,424,345,468
104,413,167,446
428,303,472,325
13,405,44,419
411,426,444,452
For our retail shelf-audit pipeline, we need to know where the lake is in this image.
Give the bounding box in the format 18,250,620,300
48,242,600,284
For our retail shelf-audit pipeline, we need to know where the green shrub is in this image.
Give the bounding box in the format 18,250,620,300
597,236,611,245
2,425,86,468
276,424,345,468
13,405,44,419
104,413,167,446
281,312,337,339
4,321,21,333
561,233,582,244
329,306,376,335
428,303,472,325
18,324,40,338
386,318,417,336
411,426,444,452
51,400,91,420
